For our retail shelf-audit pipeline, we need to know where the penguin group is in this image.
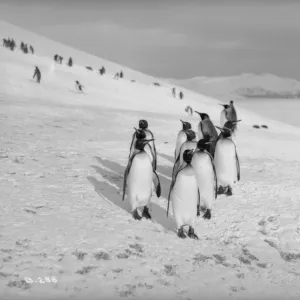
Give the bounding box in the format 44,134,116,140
122,100,241,240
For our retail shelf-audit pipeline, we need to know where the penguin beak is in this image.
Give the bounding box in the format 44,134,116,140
233,119,242,123
215,126,224,132
144,139,154,143
205,141,214,144
134,127,138,132
180,119,185,124
194,111,200,115
219,104,226,108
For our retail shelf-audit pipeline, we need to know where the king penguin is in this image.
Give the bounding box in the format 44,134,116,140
214,123,240,196
172,129,197,179
219,104,229,127
191,139,218,220
167,149,199,239
129,120,157,170
194,112,218,158
123,138,161,220
227,101,238,132
174,119,192,160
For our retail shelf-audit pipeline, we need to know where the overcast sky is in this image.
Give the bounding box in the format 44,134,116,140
0,0,300,79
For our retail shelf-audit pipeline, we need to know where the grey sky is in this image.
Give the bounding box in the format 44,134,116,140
0,0,300,79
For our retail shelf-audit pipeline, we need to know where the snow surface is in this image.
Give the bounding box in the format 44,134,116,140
1,21,300,300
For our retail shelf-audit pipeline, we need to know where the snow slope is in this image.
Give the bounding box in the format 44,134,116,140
167,73,300,100
1,21,300,300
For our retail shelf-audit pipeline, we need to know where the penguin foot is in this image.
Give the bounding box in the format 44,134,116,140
217,186,225,195
188,227,199,240
177,227,186,239
203,209,212,220
142,206,152,219
132,209,142,220
197,205,200,216
226,187,233,196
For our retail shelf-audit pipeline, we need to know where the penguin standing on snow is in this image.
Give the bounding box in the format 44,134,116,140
167,149,199,239
174,119,192,160
172,129,197,179
219,104,229,127
123,138,161,220
195,112,218,157
214,122,240,196
191,139,218,219
129,120,157,170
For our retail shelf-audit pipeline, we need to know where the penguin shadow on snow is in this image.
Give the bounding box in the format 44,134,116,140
87,156,176,231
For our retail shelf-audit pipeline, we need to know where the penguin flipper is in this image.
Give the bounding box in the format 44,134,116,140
147,143,157,171
235,151,240,181
128,132,136,159
122,154,136,201
153,170,161,198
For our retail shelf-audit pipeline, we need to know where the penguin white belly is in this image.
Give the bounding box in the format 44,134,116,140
220,110,226,127
175,131,186,160
214,140,237,187
127,153,153,210
191,153,215,209
171,168,198,229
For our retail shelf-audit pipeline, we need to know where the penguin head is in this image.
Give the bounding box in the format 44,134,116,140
185,129,196,141
215,126,232,138
134,127,146,140
135,138,154,150
182,149,194,164
223,120,241,131
196,139,210,151
195,111,209,120
219,104,229,109
139,119,148,129
180,119,192,131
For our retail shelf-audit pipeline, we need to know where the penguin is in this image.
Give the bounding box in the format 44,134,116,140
227,101,238,132
167,149,199,239
174,119,192,160
214,123,240,196
123,138,161,220
191,139,218,220
194,112,218,157
172,129,197,179
129,120,157,170
219,104,229,127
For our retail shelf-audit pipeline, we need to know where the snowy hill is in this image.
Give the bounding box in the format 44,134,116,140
167,73,300,100
1,21,300,300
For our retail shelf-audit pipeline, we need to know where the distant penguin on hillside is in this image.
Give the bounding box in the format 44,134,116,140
214,123,240,196
219,104,229,127
174,119,192,160
123,138,161,220
167,149,199,239
191,139,217,219
195,112,218,157
172,129,197,179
